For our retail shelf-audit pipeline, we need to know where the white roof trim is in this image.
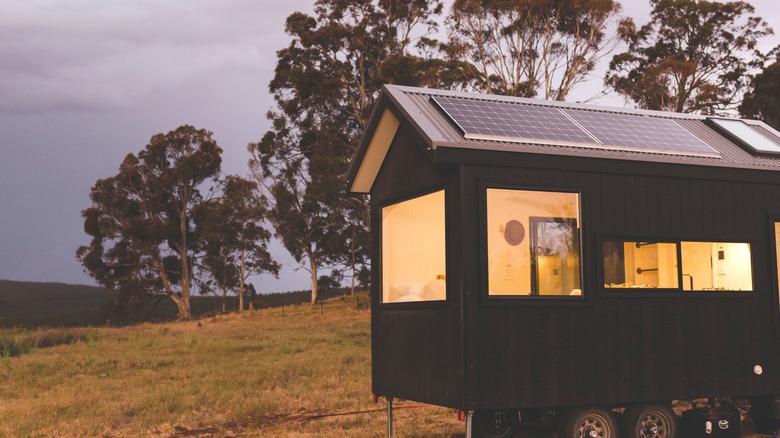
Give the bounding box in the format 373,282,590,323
349,108,400,193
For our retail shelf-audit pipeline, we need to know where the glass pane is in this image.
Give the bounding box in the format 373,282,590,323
487,189,581,296
710,118,780,154
776,224,780,308
681,242,752,291
603,241,679,289
381,191,446,303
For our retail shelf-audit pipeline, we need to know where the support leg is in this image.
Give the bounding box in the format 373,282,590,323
465,410,473,438
387,396,393,438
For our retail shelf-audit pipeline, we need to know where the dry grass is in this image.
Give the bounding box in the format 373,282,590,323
0,293,463,437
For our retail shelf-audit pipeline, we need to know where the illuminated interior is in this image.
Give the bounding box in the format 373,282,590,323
486,189,581,296
604,240,752,291
776,223,780,308
681,242,752,291
381,191,446,303
603,242,679,288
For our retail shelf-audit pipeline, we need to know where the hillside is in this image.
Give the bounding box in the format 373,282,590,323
0,279,353,328
0,293,463,437
0,289,772,437
0,280,116,327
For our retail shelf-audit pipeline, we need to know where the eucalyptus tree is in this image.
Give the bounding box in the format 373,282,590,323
740,56,780,130
249,0,467,305
446,0,626,100
76,125,222,320
198,176,280,312
606,0,773,114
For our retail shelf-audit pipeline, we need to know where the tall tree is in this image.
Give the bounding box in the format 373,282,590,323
249,0,466,305
76,125,222,320
740,54,780,130
198,176,280,312
605,0,773,114
446,0,626,100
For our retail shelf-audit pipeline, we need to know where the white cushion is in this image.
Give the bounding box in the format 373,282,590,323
423,279,446,301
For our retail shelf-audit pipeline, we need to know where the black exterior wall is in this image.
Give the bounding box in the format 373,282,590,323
370,124,465,408
461,158,777,411
370,118,780,412
361,86,780,414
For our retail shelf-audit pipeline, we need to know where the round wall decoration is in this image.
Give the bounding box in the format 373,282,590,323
504,219,525,246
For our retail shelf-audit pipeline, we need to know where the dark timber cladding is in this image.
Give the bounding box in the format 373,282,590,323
347,84,780,412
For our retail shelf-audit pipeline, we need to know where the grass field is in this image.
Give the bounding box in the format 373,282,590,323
0,292,464,437
0,282,772,437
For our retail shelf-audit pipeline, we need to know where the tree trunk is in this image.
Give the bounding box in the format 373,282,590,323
179,296,191,319
178,207,191,320
155,259,191,320
168,293,191,320
238,248,245,312
350,225,356,296
309,252,318,306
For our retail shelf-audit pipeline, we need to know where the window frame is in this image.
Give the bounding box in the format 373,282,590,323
601,239,681,291
769,215,780,337
599,234,757,298
480,183,587,306
377,188,450,309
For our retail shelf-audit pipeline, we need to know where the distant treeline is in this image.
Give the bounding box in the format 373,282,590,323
0,279,360,328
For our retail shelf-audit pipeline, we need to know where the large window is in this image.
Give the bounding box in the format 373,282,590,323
381,191,446,304
603,240,753,292
486,188,582,297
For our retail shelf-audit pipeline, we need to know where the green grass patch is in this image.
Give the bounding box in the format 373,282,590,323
0,292,463,436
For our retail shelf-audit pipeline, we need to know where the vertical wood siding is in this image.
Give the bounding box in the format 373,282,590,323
370,125,780,410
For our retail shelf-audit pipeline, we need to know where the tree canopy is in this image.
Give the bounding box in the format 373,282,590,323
77,125,277,319
249,0,468,305
740,56,780,130
446,0,626,99
198,175,280,312
606,0,773,113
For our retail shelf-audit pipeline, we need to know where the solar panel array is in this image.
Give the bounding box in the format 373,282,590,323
431,95,721,158
429,95,595,144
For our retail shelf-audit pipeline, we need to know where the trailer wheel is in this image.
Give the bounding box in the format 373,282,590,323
472,409,518,438
561,407,620,438
623,403,677,438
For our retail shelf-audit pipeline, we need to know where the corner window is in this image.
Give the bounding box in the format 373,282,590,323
381,191,446,304
486,188,581,297
603,239,753,292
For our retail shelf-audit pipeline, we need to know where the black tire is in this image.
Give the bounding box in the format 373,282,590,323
472,409,519,438
561,407,620,438
623,403,677,438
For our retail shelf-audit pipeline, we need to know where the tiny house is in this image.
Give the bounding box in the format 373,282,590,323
346,85,780,438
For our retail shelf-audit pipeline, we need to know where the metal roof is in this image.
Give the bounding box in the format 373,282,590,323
347,85,780,193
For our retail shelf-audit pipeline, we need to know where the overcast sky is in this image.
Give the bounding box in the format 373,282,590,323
1,1,779,293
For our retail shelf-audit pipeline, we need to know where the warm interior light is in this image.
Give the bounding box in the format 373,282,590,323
486,189,581,296
381,191,446,303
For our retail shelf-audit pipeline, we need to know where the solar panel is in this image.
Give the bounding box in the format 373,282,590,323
430,96,595,145
431,95,721,158
562,109,720,158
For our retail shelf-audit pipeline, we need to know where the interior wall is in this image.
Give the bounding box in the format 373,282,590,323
486,189,579,295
